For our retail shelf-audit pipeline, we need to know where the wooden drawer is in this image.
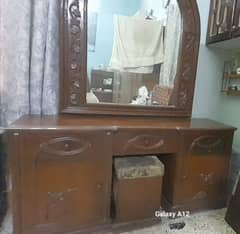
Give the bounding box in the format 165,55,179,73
113,129,179,156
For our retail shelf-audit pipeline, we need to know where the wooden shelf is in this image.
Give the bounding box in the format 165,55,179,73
224,74,240,79
224,90,240,95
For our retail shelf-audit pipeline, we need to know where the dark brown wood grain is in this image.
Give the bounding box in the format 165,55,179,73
6,115,236,131
8,129,113,234
113,176,163,223
161,130,234,212
6,116,236,233
59,0,201,117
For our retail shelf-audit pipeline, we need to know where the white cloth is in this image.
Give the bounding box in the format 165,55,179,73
109,15,164,74
159,1,181,88
87,91,99,103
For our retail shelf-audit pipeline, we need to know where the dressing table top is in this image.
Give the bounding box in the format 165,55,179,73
6,115,236,131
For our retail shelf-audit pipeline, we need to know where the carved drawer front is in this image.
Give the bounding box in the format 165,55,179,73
189,135,226,155
38,136,92,161
113,129,179,156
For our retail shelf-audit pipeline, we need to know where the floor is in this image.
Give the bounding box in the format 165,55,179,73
122,209,235,234
0,209,235,234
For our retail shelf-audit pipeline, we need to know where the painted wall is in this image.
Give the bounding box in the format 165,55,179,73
193,0,240,151
192,0,229,119
141,0,166,20
219,91,240,151
87,0,142,74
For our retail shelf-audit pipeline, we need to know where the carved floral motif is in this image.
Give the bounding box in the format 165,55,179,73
178,31,197,108
69,0,82,106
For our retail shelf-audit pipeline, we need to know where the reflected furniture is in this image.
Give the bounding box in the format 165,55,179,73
90,69,113,103
5,0,237,233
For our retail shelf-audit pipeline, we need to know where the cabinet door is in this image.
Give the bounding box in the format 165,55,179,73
232,0,240,37
17,130,112,234
207,0,235,44
173,131,233,210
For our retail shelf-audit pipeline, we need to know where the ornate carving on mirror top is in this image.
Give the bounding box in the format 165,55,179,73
177,32,196,109
69,0,82,106
60,0,85,107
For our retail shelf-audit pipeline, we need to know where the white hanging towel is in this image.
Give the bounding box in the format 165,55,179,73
109,15,165,74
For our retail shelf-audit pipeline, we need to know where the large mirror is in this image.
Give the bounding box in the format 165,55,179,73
59,0,200,117
86,0,181,107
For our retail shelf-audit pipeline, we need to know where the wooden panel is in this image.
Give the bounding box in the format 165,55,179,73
113,129,179,156
172,130,233,209
14,130,112,234
114,177,163,222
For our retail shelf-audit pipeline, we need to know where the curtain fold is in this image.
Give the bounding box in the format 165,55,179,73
0,0,59,126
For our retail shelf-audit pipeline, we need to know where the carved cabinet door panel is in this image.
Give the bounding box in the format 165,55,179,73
232,0,240,37
174,130,233,210
16,130,112,234
207,0,235,44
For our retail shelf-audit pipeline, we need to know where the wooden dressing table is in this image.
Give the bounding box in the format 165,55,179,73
6,116,235,233
5,0,237,233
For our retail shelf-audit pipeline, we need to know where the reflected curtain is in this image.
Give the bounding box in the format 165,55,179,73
160,1,181,88
0,0,59,127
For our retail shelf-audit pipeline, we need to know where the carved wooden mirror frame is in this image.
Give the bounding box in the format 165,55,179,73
59,0,200,117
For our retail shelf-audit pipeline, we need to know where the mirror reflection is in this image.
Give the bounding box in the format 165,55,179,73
87,0,181,106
